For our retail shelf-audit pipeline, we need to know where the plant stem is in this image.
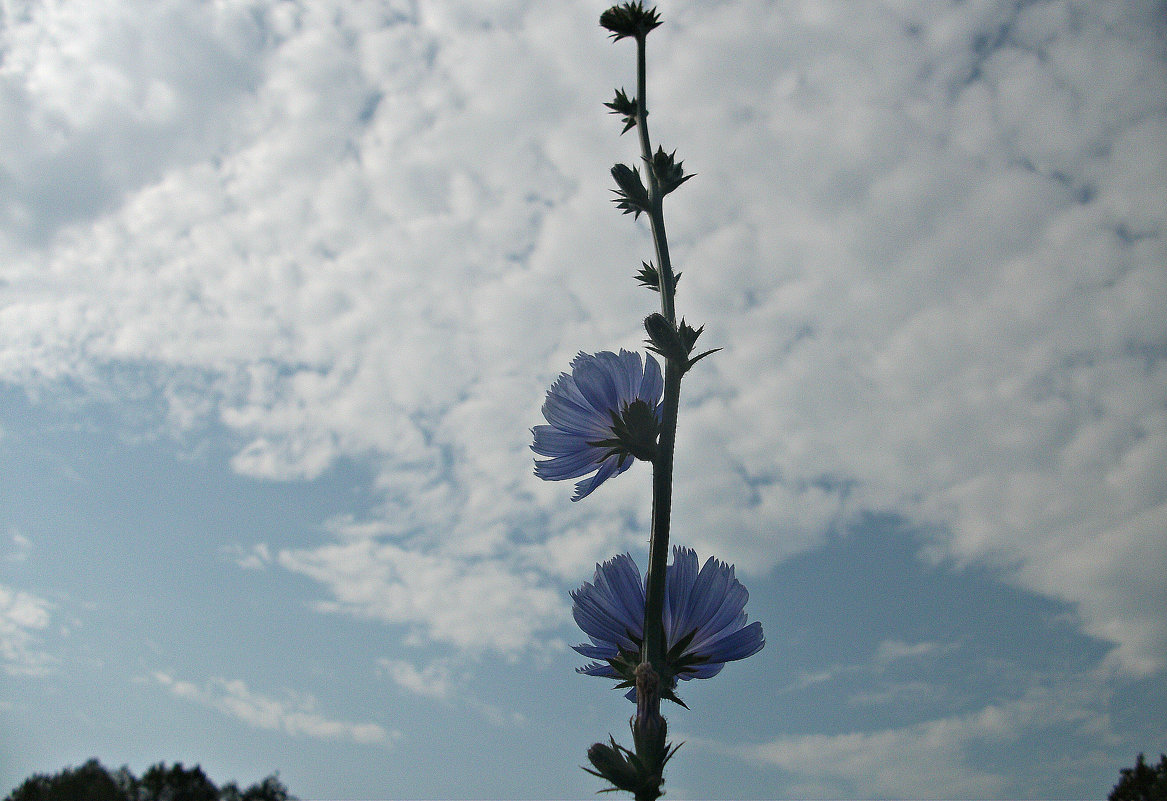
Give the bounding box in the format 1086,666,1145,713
635,36,676,320
634,27,681,716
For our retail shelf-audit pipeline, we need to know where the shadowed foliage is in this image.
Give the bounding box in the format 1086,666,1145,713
1109,753,1167,801
4,760,295,801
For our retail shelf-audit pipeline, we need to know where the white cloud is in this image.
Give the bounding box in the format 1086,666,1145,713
378,657,454,701
0,583,56,676
277,527,565,655
5,531,32,563
0,0,263,246
660,0,1167,677
1,0,1163,678
714,681,1112,798
873,639,957,667
728,714,1010,798
222,542,272,570
376,656,526,726
152,671,399,747
779,639,959,697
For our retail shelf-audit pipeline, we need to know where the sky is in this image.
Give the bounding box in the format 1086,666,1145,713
1,0,1165,798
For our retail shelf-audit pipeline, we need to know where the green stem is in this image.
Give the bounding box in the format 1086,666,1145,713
634,28,680,711
635,37,676,321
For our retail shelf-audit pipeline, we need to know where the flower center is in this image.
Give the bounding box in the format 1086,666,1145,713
588,399,660,464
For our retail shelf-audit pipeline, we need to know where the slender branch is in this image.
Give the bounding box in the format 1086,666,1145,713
596,10,687,798
644,366,680,672
634,28,681,713
635,37,676,322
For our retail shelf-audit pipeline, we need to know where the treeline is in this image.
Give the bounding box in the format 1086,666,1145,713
1110,753,1167,801
4,759,295,801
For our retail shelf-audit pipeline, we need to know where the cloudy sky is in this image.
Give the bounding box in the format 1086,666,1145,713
2,0,1165,798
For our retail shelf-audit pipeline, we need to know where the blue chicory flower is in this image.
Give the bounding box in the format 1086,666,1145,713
572,547,765,702
532,350,663,501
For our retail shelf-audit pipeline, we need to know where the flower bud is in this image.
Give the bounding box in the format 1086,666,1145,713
584,738,650,796
600,3,662,41
644,313,688,365
645,313,720,374
650,147,694,196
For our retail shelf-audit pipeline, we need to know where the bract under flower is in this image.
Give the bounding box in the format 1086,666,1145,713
572,547,765,702
532,350,663,501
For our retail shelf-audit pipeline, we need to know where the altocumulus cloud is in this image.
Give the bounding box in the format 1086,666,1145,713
152,671,399,747
0,584,56,677
714,676,1113,799
1,0,1164,690
276,529,564,654
652,0,1167,678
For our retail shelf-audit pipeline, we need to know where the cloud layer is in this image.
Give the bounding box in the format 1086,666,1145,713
2,0,1164,682
0,584,55,677
152,671,398,747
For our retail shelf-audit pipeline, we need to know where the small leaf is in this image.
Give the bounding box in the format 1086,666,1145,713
605,88,638,134
686,348,722,371
635,262,680,292
611,163,650,219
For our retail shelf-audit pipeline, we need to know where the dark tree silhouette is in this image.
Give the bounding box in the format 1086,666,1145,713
4,761,295,801
5,759,125,801
218,775,295,801
1110,753,1167,801
138,763,218,801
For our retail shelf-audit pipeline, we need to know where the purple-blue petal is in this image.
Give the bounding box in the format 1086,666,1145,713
614,349,644,399
573,356,623,414
570,456,629,501
533,350,666,499
639,354,664,408
573,641,618,660
697,620,766,663
577,662,621,678
541,390,610,438
534,448,608,481
681,661,726,680
571,554,644,648
572,593,636,649
663,547,699,648
531,425,597,457
570,547,764,701
689,583,749,649
597,553,646,618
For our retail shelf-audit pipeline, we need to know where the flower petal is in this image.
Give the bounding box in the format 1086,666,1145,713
570,548,764,700
571,554,644,648
541,389,611,438
533,448,607,481
570,456,629,501
573,355,623,413
663,547,699,649
573,641,618,661
614,349,644,400
699,620,765,663
533,350,665,499
531,426,593,457
681,662,725,680
639,354,664,409
577,662,621,679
